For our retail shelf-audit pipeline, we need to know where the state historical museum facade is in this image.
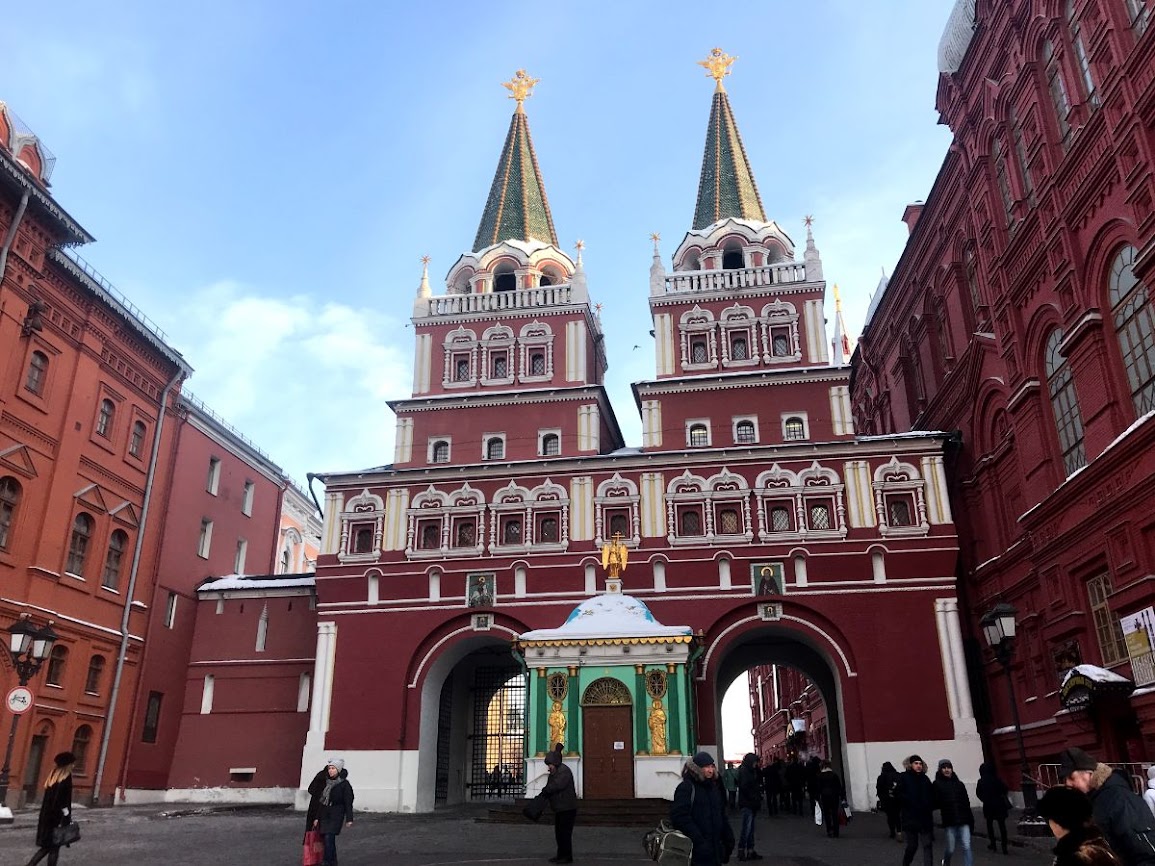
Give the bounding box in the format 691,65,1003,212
303,57,983,813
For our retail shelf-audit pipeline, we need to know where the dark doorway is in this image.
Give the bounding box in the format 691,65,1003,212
722,247,744,270
23,734,47,802
582,706,634,799
434,673,454,805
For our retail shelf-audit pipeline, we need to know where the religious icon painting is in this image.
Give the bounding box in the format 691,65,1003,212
751,562,784,596
467,572,496,607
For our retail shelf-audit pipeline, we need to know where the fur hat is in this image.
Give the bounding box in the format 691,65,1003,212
325,757,345,771
1058,747,1097,779
692,751,716,768
53,752,75,768
1038,786,1093,830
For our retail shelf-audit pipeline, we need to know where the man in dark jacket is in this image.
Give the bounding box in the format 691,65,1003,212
786,758,806,815
975,763,1010,854
897,754,935,866
1061,747,1155,866
538,744,578,864
877,761,901,839
737,752,763,860
671,751,736,866
933,759,974,866
817,761,846,838
762,759,783,817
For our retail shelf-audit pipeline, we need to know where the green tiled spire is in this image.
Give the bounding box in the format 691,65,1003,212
691,88,767,230
472,105,559,252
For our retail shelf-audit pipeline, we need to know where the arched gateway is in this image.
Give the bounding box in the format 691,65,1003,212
297,56,982,813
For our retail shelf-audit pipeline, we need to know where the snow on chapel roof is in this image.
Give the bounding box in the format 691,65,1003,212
519,591,693,644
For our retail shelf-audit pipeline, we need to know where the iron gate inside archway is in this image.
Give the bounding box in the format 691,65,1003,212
469,666,528,800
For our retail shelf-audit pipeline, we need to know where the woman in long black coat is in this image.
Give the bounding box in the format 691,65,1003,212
975,763,1010,854
306,758,354,866
27,751,75,866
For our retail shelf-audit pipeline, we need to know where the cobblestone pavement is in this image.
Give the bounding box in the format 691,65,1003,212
0,803,1054,865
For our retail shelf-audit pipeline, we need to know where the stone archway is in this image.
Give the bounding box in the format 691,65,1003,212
581,677,634,799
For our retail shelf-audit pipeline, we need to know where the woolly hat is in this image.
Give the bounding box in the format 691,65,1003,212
544,744,564,766
908,754,925,766
692,751,716,768
326,757,346,771
1058,747,1097,778
1038,785,1093,830
53,752,75,768
938,759,953,771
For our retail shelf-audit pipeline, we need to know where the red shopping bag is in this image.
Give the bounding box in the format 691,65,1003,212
302,830,324,866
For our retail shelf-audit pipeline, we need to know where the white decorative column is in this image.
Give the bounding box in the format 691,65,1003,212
934,598,977,735
298,621,338,807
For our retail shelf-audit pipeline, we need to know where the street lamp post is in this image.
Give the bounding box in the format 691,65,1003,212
980,603,1040,830
0,615,58,821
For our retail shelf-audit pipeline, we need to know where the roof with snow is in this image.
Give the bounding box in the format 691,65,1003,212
1061,664,1132,686
518,591,693,644
692,87,767,231
198,573,316,593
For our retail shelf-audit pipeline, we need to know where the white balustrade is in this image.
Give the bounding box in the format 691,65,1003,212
664,263,807,295
423,283,573,317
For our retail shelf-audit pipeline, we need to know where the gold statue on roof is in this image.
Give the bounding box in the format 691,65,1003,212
601,531,629,579
698,47,737,92
502,69,540,111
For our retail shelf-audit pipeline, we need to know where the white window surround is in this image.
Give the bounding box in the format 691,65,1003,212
732,415,759,445
539,429,562,457
781,412,810,441
872,456,930,537
686,419,712,448
405,483,486,559
664,468,753,545
594,472,641,547
761,300,802,363
487,479,570,554
337,488,385,563
679,306,718,371
482,433,506,461
720,304,760,368
519,321,555,382
753,462,847,541
428,437,452,464
442,326,479,388
480,324,516,386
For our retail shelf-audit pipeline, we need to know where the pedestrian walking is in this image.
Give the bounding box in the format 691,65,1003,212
933,759,974,866
1144,768,1155,820
305,757,354,866
723,761,739,812
786,758,806,816
1038,785,1123,866
25,751,75,866
976,762,1011,854
806,755,822,817
534,744,577,864
897,754,936,866
763,758,783,817
878,761,901,839
670,751,736,866
737,752,764,860
1060,747,1155,866
817,760,846,838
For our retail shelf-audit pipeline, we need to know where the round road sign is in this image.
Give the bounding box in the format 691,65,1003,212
5,686,33,715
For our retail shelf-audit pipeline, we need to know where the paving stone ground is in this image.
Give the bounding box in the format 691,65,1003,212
0,802,1054,865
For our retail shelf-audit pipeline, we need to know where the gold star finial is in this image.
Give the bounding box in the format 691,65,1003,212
575,239,586,251
420,255,431,266
649,232,661,243
502,69,540,112
698,47,737,92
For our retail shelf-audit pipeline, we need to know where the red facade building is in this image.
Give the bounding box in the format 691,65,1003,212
850,0,1155,793
749,665,829,764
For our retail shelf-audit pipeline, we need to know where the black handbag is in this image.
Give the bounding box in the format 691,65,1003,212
522,795,545,822
51,822,80,847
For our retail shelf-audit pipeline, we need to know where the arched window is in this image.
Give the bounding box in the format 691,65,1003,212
353,526,374,554
25,351,48,395
46,645,68,686
1108,245,1155,415
730,334,748,361
1010,105,1034,205
420,523,440,550
67,513,93,576
486,438,504,460
1043,41,1072,145
680,510,702,536
784,417,806,441
717,508,740,535
71,725,92,776
888,499,912,527
770,506,792,532
965,248,983,316
1125,0,1150,35
735,420,756,444
771,331,790,357
454,357,470,382
993,138,1015,227
1045,329,1087,476
280,548,291,573
454,520,476,548
689,424,709,447
541,433,560,456
102,529,128,590
530,352,546,376
494,269,516,292
690,338,709,363
609,513,629,537
85,655,105,694
1066,0,1097,103
809,504,832,531
722,245,744,270
0,476,21,551
539,517,559,543
502,517,522,545
431,441,450,463
492,354,508,378
96,399,115,438
129,421,147,458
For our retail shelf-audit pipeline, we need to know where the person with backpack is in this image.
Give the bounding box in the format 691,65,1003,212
975,762,1010,854
671,751,735,866
1060,747,1155,866
736,752,763,860
877,761,901,839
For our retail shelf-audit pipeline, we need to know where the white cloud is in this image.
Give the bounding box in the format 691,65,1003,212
160,280,411,482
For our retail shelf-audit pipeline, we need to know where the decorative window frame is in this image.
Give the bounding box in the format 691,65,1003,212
482,433,506,461
798,461,847,540
760,300,802,363
428,437,452,464
538,429,562,457
707,468,754,542
519,321,555,383
719,304,760,369
872,456,929,537
679,306,718,370
406,483,486,559
665,468,752,545
338,488,385,562
442,326,479,388
524,479,569,552
480,324,516,386
593,472,641,547
488,481,531,555
781,412,809,442
732,415,759,445
686,419,712,448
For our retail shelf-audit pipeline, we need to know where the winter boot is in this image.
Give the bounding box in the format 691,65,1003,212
748,850,764,860
737,849,747,861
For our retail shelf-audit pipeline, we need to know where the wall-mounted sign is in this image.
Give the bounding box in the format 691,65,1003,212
5,686,33,715
613,741,625,750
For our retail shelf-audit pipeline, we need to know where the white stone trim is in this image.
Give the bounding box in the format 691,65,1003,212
393,418,413,464
731,415,759,445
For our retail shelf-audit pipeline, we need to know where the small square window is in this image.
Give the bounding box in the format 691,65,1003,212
735,419,756,444
540,432,561,456
679,508,703,536
454,355,471,382
784,417,806,441
501,517,523,545
688,423,710,447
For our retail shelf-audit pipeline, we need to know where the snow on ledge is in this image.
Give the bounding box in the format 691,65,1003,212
519,592,692,642
1062,664,1132,686
198,573,316,593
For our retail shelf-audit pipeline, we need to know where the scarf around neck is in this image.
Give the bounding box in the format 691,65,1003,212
321,776,339,806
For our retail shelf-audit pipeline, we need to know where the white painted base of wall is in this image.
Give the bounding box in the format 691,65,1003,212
635,755,689,799
299,739,421,812
844,731,984,812
118,787,297,806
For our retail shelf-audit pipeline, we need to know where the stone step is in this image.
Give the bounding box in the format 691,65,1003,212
480,798,672,827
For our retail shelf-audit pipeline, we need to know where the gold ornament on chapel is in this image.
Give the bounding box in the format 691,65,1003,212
502,69,540,110
601,532,629,579
698,47,737,92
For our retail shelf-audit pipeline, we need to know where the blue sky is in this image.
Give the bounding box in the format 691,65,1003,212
3,0,955,483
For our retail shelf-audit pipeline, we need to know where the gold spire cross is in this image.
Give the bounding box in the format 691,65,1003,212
698,47,737,92
502,69,540,111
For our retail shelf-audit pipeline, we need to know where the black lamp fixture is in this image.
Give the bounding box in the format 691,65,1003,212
0,615,58,816
20,300,47,337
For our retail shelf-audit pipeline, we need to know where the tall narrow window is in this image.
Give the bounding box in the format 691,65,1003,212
0,476,21,551
71,726,92,776
84,655,105,694
234,538,248,573
1125,0,1150,35
1044,41,1072,145
206,457,221,495
164,591,178,629
197,518,213,558
1045,329,1087,476
241,481,255,516
280,548,291,573
1087,574,1126,664
25,351,48,395
530,352,546,376
256,605,269,652
771,330,791,356
1010,105,1035,205
46,645,68,686
965,248,983,318
690,339,709,364
101,529,128,590
129,421,146,458
492,353,508,378
993,138,1015,227
502,517,522,545
142,691,163,743
1108,245,1155,415
486,437,504,460
730,333,748,360
1067,0,1098,104
96,399,115,438
67,513,93,575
